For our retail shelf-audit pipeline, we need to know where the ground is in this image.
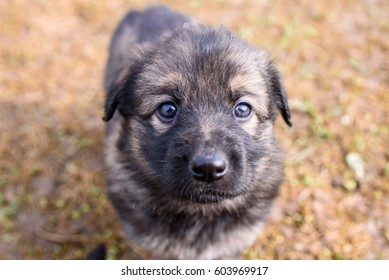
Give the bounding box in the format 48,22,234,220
1,0,388,259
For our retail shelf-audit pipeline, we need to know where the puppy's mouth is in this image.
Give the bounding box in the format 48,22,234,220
177,185,246,204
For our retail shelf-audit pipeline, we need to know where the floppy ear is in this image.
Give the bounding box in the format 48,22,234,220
103,68,131,122
268,63,292,127
103,43,151,122
103,79,122,122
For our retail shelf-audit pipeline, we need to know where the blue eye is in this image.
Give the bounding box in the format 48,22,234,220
233,102,252,119
157,102,178,121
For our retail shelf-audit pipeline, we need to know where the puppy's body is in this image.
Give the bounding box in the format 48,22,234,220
103,6,291,259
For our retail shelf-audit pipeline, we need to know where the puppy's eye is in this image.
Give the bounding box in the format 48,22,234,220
233,102,252,120
157,102,178,121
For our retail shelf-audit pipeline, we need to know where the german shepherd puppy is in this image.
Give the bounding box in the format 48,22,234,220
103,5,292,259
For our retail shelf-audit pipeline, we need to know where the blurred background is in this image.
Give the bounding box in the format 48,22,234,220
0,0,388,259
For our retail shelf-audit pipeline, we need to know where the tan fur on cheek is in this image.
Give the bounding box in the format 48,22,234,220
128,120,159,179
150,114,171,135
240,114,259,136
104,119,123,173
257,122,274,144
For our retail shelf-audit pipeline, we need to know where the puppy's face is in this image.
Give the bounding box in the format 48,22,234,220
105,26,291,207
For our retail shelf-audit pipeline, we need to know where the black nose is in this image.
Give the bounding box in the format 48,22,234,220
190,152,228,182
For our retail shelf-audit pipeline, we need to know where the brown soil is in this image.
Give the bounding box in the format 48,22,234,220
1,0,388,259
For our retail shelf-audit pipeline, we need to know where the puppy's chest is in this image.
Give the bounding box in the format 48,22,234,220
154,211,245,241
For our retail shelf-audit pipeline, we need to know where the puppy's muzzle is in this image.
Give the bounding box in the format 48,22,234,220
189,148,228,183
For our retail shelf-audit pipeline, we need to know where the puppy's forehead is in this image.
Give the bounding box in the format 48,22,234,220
136,27,270,112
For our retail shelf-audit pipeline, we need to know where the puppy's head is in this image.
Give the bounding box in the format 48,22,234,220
104,25,291,209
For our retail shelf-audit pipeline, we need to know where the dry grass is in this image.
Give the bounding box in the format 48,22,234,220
1,0,388,259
